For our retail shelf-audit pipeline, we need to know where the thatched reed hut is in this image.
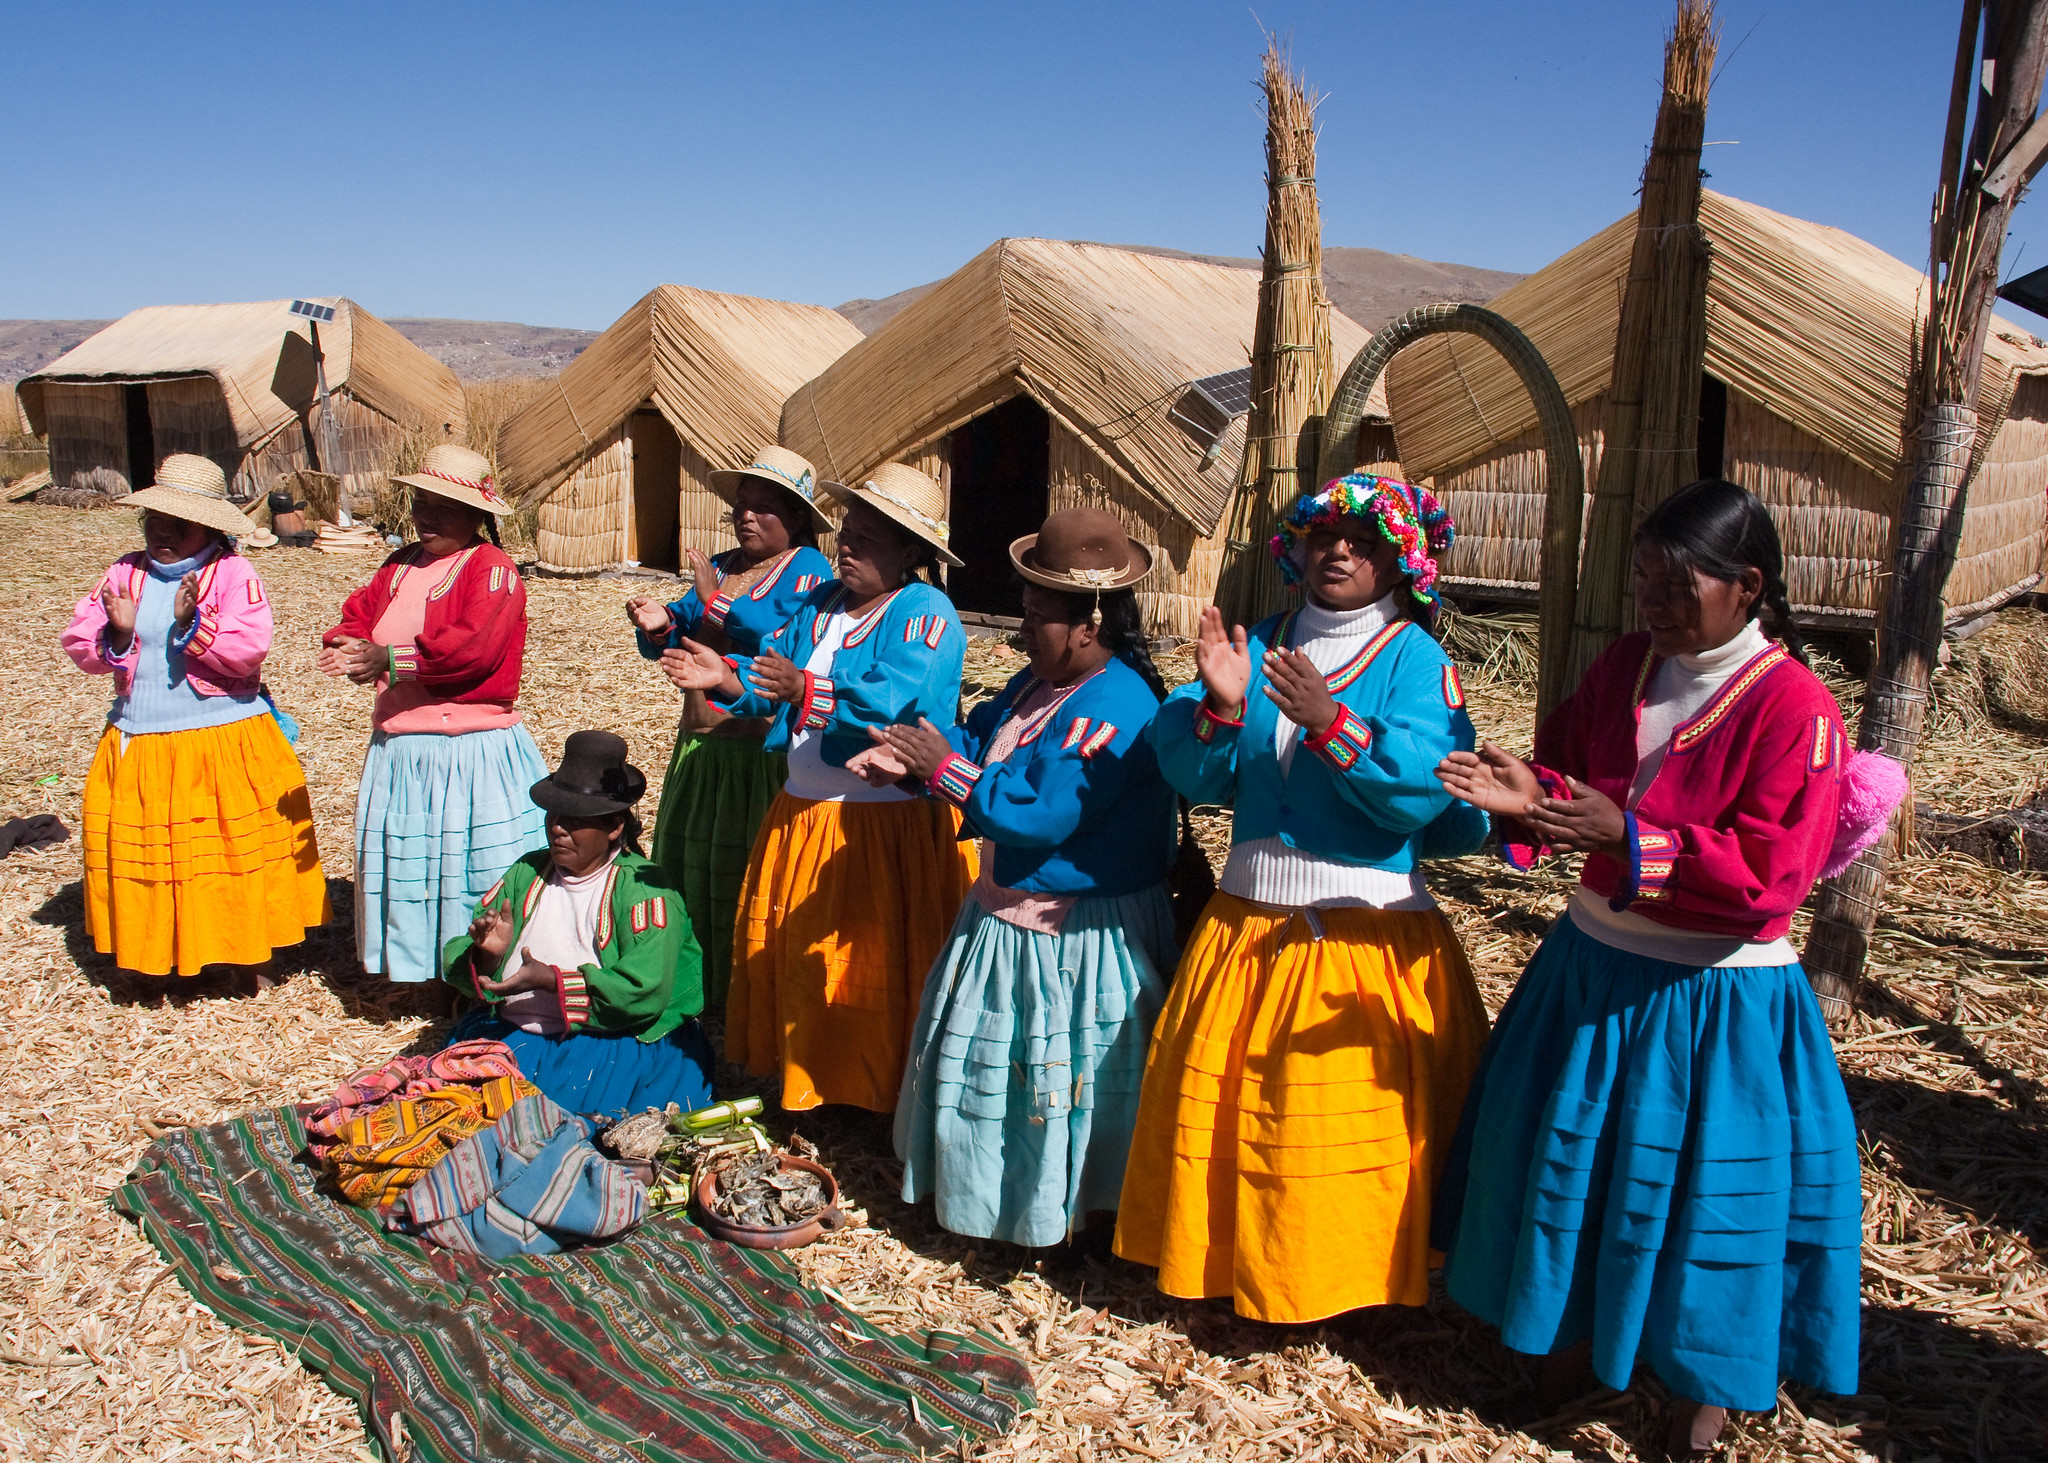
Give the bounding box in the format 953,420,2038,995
1383,191,2048,627
498,286,862,575
779,238,1391,637
17,298,465,506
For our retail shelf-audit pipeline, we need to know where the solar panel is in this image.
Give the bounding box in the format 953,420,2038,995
289,300,336,323
1188,367,1254,418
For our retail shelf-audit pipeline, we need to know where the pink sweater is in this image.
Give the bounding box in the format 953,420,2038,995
63,551,270,699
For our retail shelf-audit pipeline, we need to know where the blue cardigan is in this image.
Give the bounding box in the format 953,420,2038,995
927,657,1176,897
634,545,833,661
723,579,965,764
1150,611,1487,870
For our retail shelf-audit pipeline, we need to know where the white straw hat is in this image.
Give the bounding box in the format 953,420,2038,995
393,444,513,516
123,454,257,540
821,462,963,567
707,445,833,533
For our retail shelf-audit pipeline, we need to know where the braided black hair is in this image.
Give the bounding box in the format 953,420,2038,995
1042,587,1168,701
619,808,645,856
1635,479,1809,665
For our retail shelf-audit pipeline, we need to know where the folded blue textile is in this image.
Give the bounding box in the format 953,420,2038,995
398,1092,646,1259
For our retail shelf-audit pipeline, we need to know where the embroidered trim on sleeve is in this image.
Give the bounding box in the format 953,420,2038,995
928,751,983,807
1305,706,1373,771
388,644,421,681
1809,714,1840,771
704,590,737,628
1611,812,1678,908
799,672,836,730
1442,665,1465,709
630,900,649,934
1079,722,1118,758
185,607,220,656
246,579,265,606
1061,718,1092,750
556,969,590,1030
1193,702,1244,745
649,896,666,929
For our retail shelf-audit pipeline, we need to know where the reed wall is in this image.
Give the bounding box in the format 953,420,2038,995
537,427,629,571
1422,395,1611,597
677,436,731,565
41,384,128,491
1958,372,2048,614
145,378,240,485
245,392,412,509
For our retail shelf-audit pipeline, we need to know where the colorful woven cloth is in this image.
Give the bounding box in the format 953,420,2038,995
307,1041,540,1209
113,1107,1033,1463
400,1091,646,1259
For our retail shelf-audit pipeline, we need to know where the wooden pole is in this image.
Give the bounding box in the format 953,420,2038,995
1215,43,1334,627
1567,0,1717,687
1804,0,2048,1019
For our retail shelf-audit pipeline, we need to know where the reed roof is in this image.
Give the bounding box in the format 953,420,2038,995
780,238,1385,536
502,285,862,504
1385,191,2048,480
16,298,466,450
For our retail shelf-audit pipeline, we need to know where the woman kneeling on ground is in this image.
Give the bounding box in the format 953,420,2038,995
875,508,1178,1248
440,730,713,1118
63,453,329,993
1433,479,1888,1456
1115,473,1490,1325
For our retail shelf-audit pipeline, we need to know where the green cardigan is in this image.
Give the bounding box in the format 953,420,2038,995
441,849,703,1042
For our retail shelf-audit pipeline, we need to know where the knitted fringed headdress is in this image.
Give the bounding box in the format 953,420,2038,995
1270,473,1456,607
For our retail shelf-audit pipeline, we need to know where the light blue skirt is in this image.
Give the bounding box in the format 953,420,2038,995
448,1009,716,1122
353,725,549,983
1433,913,1862,1412
894,883,1176,1247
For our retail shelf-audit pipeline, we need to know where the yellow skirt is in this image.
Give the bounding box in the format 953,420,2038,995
1114,891,1487,1324
727,792,976,1111
82,717,331,977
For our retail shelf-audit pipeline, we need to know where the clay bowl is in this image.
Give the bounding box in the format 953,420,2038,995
692,1155,845,1250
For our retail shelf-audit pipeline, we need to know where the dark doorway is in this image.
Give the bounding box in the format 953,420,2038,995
947,394,1050,618
1697,374,1729,481
627,409,682,573
123,384,156,490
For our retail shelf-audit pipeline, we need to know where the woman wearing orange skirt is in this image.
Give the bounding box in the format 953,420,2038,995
1115,475,1488,1323
61,455,328,990
662,464,975,1111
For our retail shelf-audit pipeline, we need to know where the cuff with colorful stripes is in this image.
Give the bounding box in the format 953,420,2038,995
1610,812,1679,908
1192,700,1245,745
388,644,420,681
1304,706,1373,771
799,672,836,730
556,968,590,1030
704,591,737,628
927,751,983,807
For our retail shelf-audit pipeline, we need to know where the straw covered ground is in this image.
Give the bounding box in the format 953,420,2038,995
0,501,2044,1461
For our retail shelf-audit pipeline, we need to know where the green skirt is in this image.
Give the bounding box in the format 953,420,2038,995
650,731,786,1006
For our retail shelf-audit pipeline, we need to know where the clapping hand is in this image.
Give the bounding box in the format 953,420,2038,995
867,719,952,784
1193,606,1252,720
1435,746,1628,857
173,573,200,629
100,581,139,653
469,905,515,961
745,648,806,704
478,946,559,997
1262,647,1339,737
844,744,912,787
1518,777,1627,857
318,636,386,685
658,639,741,698
685,547,722,611
626,594,673,637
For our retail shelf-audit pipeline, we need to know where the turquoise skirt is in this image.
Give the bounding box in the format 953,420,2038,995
894,884,1176,1247
448,1009,716,1121
1433,914,1862,1412
353,725,549,983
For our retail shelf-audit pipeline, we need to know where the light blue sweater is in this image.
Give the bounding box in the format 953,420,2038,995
110,548,267,735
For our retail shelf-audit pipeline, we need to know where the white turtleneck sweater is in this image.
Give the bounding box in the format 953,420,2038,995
1569,618,1795,966
1220,593,1435,912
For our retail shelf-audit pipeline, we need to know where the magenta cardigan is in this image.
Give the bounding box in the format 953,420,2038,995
63,550,271,699
1504,630,1846,942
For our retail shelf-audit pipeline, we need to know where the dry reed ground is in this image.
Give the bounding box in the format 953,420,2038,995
0,500,2043,1461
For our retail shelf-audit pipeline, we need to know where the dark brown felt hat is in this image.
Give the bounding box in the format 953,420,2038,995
530,730,646,817
1008,508,1154,592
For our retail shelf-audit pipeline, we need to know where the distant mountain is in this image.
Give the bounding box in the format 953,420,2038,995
834,242,1526,336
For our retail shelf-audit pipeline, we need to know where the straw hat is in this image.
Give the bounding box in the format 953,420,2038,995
1009,507,1153,592
707,445,833,533
123,454,257,540
243,528,280,549
821,463,963,567
393,444,513,516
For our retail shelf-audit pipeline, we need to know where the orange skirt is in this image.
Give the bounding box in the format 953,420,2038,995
727,792,976,1111
81,717,330,976
1114,891,1487,1323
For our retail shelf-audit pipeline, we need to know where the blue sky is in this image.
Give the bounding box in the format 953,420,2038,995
4,0,2035,328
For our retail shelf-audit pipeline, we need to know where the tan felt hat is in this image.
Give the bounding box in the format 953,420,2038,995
822,462,963,567
124,454,258,540
1010,507,1153,592
393,444,513,516
707,444,833,533
243,529,280,549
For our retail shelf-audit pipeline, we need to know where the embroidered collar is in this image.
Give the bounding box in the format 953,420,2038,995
1273,610,1408,692
1008,666,1107,747
810,585,903,648
1669,643,1791,754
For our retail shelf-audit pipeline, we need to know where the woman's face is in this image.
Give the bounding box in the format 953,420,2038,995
730,481,798,560
141,511,214,565
412,492,486,555
1632,541,1762,657
1299,516,1406,612
546,811,623,877
1018,585,1111,685
835,501,915,600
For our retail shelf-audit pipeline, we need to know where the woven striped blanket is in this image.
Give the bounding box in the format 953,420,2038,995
113,1107,1033,1463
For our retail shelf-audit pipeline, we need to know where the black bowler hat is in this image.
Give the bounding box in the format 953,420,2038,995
530,731,647,817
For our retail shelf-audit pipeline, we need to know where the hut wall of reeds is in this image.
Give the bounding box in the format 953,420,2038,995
500,285,862,575
779,238,1387,637
1384,192,2048,625
16,299,466,507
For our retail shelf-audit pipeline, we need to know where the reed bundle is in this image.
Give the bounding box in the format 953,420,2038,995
1215,43,1334,626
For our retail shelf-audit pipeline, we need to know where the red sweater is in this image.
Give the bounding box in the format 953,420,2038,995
324,541,528,708
1506,630,1846,941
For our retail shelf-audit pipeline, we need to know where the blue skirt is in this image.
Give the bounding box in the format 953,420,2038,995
354,724,549,983
448,1008,716,1121
1433,913,1861,1412
894,884,1176,1247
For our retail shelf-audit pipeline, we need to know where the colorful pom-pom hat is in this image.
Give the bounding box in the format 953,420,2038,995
1270,473,1456,607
